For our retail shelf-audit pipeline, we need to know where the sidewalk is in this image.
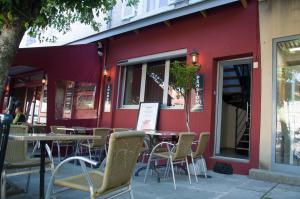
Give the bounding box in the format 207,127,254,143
7,164,300,199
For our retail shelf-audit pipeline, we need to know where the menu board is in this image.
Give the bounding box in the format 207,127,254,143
136,103,159,131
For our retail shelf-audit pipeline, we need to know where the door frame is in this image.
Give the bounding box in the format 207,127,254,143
214,57,253,159
271,35,300,174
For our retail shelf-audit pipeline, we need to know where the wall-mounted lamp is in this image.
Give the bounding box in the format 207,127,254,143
42,74,47,85
190,50,199,65
5,84,9,92
103,68,111,81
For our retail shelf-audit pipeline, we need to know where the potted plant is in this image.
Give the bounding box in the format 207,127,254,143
170,61,200,132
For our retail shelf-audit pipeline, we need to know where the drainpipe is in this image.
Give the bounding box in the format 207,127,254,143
96,40,109,127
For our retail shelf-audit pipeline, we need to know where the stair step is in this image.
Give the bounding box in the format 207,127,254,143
224,76,238,80
223,92,242,95
224,68,235,72
223,84,241,88
236,147,249,151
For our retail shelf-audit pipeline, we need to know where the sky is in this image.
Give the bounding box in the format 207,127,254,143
19,21,106,48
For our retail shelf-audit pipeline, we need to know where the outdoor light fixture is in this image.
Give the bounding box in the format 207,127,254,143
42,75,47,85
289,47,300,52
103,68,111,81
190,50,199,65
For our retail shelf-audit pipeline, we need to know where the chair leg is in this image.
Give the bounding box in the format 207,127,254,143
1,170,6,199
88,148,93,168
191,156,198,183
56,142,61,162
144,153,153,183
185,157,191,184
129,189,134,199
164,159,170,179
25,170,32,193
201,156,207,178
170,159,176,190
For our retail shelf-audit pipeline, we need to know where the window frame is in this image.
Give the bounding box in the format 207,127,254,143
121,0,136,20
118,50,187,109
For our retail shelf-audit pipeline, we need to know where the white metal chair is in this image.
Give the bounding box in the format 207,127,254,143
1,125,54,199
188,132,210,179
144,132,197,190
46,131,145,199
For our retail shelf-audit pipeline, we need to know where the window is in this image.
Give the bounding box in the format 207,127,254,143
146,0,170,12
274,36,300,167
55,80,97,119
122,0,136,19
119,57,186,108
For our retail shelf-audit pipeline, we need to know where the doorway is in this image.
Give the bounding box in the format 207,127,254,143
215,57,252,160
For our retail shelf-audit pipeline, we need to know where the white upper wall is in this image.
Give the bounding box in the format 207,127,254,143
109,0,207,29
19,0,213,48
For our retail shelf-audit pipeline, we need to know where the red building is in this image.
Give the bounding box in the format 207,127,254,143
4,0,260,174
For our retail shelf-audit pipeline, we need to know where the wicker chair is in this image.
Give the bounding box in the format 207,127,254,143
1,125,54,199
112,128,130,133
144,132,197,190
46,131,145,199
189,132,210,180
50,125,74,162
80,128,110,166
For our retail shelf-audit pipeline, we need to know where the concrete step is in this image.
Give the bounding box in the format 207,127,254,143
249,169,300,186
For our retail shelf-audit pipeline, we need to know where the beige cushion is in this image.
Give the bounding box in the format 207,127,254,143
4,158,51,169
55,171,104,193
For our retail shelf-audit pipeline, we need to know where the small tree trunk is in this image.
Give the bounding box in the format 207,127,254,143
0,23,25,99
184,93,191,132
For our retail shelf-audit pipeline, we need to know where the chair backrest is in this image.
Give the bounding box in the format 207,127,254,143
5,125,28,163
112,128,130,133
71,126,86,134
194,132,210,158
50,126,65,134
99,131,145,193
92,128,110,147
32,124,46,134
173,132,195,161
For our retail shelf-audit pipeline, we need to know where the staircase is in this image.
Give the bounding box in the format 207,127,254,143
222,64,251,156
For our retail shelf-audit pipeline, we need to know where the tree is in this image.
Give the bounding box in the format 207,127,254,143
0,0,138,99
170,61,199,132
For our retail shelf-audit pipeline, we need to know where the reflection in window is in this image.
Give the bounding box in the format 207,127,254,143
55,80,97,120
145,61,165,103
123,65,142,105
120,57,186,108
275,37,300,166
168,58,186,107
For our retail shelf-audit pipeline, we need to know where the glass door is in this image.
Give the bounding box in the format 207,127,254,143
272,35,300,174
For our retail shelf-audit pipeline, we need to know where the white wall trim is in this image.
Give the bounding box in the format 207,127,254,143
117,49,187,66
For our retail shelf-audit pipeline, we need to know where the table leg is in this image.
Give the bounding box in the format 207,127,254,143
40,141,46,199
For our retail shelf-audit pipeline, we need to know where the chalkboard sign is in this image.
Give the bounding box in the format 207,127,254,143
136,102,159,131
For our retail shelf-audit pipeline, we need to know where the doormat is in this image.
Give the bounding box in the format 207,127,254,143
6,182,25,196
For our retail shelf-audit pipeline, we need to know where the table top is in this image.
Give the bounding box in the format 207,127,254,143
57,127,94,131
144,131,179,136
9,134,102,141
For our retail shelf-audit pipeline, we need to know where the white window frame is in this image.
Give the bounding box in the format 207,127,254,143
118,49,187,109
122,0,136,20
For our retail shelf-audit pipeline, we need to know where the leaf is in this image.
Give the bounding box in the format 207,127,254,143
7,11,13,22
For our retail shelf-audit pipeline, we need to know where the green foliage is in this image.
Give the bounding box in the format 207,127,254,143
0,0,138,40
170,61,200,97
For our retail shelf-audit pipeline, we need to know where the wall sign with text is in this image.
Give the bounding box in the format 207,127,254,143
191,74,204,112
104,84,112,112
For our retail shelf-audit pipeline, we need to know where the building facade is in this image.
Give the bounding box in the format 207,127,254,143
259,0,300,175
6,0,265,175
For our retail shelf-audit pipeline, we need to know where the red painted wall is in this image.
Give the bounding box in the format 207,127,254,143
13,44,102,128
100,0,260,174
